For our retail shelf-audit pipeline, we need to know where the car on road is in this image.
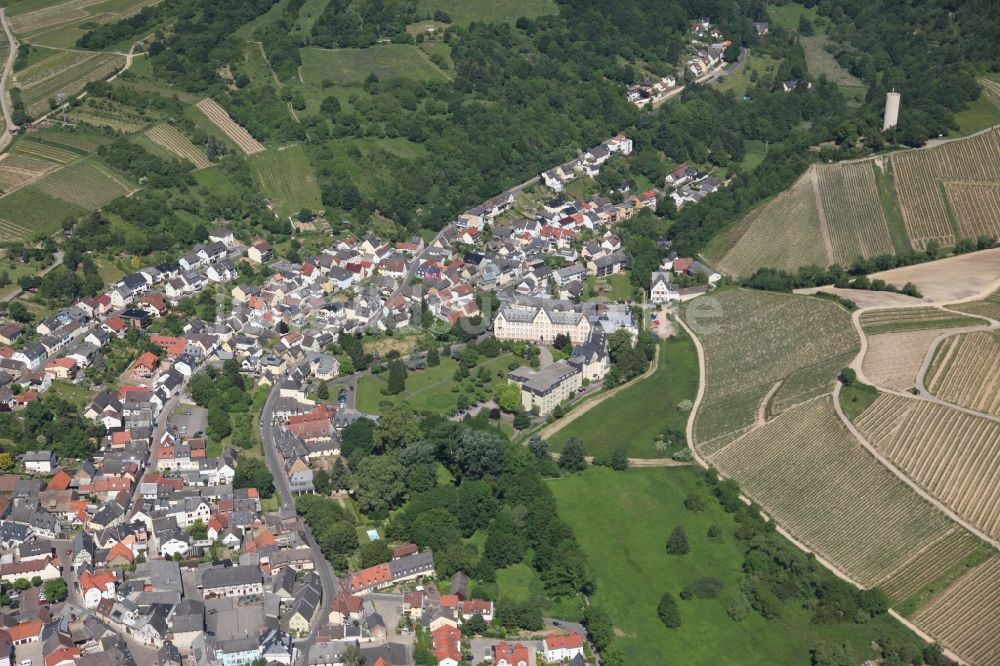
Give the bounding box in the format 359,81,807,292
182,411,191,415
258,419,263,428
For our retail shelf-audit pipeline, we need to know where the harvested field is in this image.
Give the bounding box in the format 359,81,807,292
925,331,1000,416
13,138,80,163
710,397,952,587
817,160,894,263
855,393,1000,538
875,528,985,605
195,99,265,155
891,128,1000,249
911,556,1000,666
718,169,829,276
859,306,987,334
683,289,858,455
950,288,1000,322
143,124,211,168
868,247,1000,303
862,329,943,391
0,154,57,190
34,159,133,209
944,182,1000,239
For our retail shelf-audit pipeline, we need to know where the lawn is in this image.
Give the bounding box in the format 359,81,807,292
801,34,862,86
766,2,820,31
590,271,634,302
357,354,519,415
738,139,767,172
299,45,448,85
549,334,698,458
420,0,557,25
715,52,781,97
948,91,1000,137
247,145,323,219
551,466,933,666
46,380,93,410
495,562,541,602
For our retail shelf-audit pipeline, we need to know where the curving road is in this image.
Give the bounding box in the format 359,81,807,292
259,381,340,660
0,8,18,154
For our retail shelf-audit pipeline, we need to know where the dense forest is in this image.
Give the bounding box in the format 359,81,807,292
77,0,998,255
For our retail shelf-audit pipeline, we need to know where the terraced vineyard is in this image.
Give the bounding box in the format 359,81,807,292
195,99,265,155
710,397,953,586
950,288,1000,321
925,331,1000,416
13,139,81,164
716,128,1000,275
859,307,987,334
14,49,93,87
144,124,211,168
892,128,1000,249
855,393,1000,538
18,52,125,115
0,154,57,191
875,528,986,605
911,556,1000,666
717,169,828,276
683,289,858,454
862,329,943,391
34,159,133,209
817,161,894,263
944,182,1000,239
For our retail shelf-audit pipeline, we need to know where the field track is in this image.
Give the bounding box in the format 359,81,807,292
710,396,952,587
195,99,265,155
855,393,1000,539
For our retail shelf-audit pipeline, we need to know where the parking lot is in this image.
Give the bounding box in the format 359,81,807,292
168,403,207,437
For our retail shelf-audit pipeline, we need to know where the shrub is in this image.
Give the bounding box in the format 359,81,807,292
680,576,724,600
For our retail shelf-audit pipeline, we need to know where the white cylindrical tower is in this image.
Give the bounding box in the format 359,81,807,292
883,91,901,131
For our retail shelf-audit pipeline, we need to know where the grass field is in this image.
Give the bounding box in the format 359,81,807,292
549,335,697,458
357,354,518,415
551,466,930,665
683,289,858,454
420,0,557,25
299,45,449,85
715,52,781,97
948,84,1000,137
0,185,87,239
247,145,322,219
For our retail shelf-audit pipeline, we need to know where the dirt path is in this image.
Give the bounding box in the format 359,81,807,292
831,381,999,550
810,165,835,265
0,9,18,154
537,345,659,441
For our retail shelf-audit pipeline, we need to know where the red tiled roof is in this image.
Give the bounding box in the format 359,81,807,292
5,619,42,642
544,633,584,650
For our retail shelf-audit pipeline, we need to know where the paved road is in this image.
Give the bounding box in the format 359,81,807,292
0,9,17,154
260,382,340,658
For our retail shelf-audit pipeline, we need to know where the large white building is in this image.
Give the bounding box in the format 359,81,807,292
493,304,592,345
508,361,582,415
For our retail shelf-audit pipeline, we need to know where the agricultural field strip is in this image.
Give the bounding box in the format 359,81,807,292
861,329,943,391
855,393,1000,539
0,219,30,239
20,53,125,113
944,181,1000,240
816,160,894,262
948,288,1000,322
34,160,132,209
14,49,95,88
710,396,953,586
874,527,983,603
981,79,1000,109
859,306,987,335
688,290,857,453
891,128,1000,249
925,331,1000,416
718,170,828,276
195,99,265,155
144,124,211,168
67,111,146,133
13,139,80,163
910,556,1000,666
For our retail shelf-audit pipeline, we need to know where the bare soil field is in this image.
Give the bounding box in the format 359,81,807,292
867,248,1000,303
862,329,944,391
